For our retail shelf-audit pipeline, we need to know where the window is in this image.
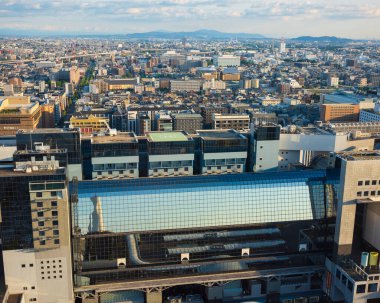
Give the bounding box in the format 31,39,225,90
40,240,46,246
36,192,42,198
364,191,369,197
358,181,363,186
365,180,370,186
372,180,377,185
37,211,44,217
37,202,43,208
129,170,134,174
53,230,59,236
52,220,59,226
21,264,26,268
39,231,45,237
38,221,44,227
356,284,365,294
54,239,60,245
52,211,58,217
51,191,57,197
371,191,376,196
23,287,27,290
184,167,189,171
357,192,362,197
31,286,35,290
51,201,57,207
368,283,378,292
29,264,33,267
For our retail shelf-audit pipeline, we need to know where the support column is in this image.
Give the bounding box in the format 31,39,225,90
146,289,163,303
205,285,223,302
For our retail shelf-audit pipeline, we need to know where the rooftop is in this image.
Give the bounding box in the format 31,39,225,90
91,132,138,144
147,131,189,142
197,129,246,140
337,151,380,161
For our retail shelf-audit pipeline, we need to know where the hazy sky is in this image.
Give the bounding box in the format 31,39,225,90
1,0,380,38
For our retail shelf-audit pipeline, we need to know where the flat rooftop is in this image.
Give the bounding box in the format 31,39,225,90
16,128,79,134
337,151,380,161
197,129,246,140
147,131,189,142
91,132,138,144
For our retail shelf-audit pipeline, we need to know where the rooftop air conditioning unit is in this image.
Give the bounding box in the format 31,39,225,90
181,253,190,262
117,258,126,268
299,243,308,252
241,248,250,257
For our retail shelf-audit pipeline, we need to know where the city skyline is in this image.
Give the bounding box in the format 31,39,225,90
1,0,380,39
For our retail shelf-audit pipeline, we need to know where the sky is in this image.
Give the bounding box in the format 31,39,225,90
1,0,380,38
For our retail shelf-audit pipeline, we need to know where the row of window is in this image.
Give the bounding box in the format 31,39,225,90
37,220,58,227
358,180,380,186
204,158,246,166
93,163,138,171
38,230,59,237
150,160,193,169
35,191,59,198
37,210,58,218
152,167,190,173
357,191,380,198
40,239,60,246
36,201,58,208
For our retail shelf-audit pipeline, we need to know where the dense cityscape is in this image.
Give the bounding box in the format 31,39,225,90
0,31,380,303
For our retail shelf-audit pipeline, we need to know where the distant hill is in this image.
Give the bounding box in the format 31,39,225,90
291,36,354,43
125,29,266,39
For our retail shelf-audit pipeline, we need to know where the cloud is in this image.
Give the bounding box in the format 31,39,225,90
0,0,379,38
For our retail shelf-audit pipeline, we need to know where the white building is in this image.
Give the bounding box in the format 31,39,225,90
213,55,241,67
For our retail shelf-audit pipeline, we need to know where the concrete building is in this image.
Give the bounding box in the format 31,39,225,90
359,102,380,122
197,129,248,175
170,80,202,92
251,123,281,172
69,114,110,134
155,113,173,131
172,113,203,134
146,131,194,177
212,113,250,131
320,104,360,123
200,105,229,129
258,96,282,107
213,55,241,67
325,152,380,303
0,150,74,303
328,76,339,87
0,96,42,135
89,132,139,180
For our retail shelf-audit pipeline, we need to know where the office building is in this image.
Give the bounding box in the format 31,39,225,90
197,129,248,175
105,79,138,90
40,103,55,128
212,113,250,131
172,113,203,134
280,39,286,53
0,96,42,135
89,132,139,180
170,80,202,92
320,104,360,123
0,150,73,303
213,55,241,67
146,131,194,177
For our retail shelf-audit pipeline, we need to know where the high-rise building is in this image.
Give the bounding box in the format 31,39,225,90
0,149,73,303
280,39,286,53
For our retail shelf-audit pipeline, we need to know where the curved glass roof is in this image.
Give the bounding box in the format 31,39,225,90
74,170,339,235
